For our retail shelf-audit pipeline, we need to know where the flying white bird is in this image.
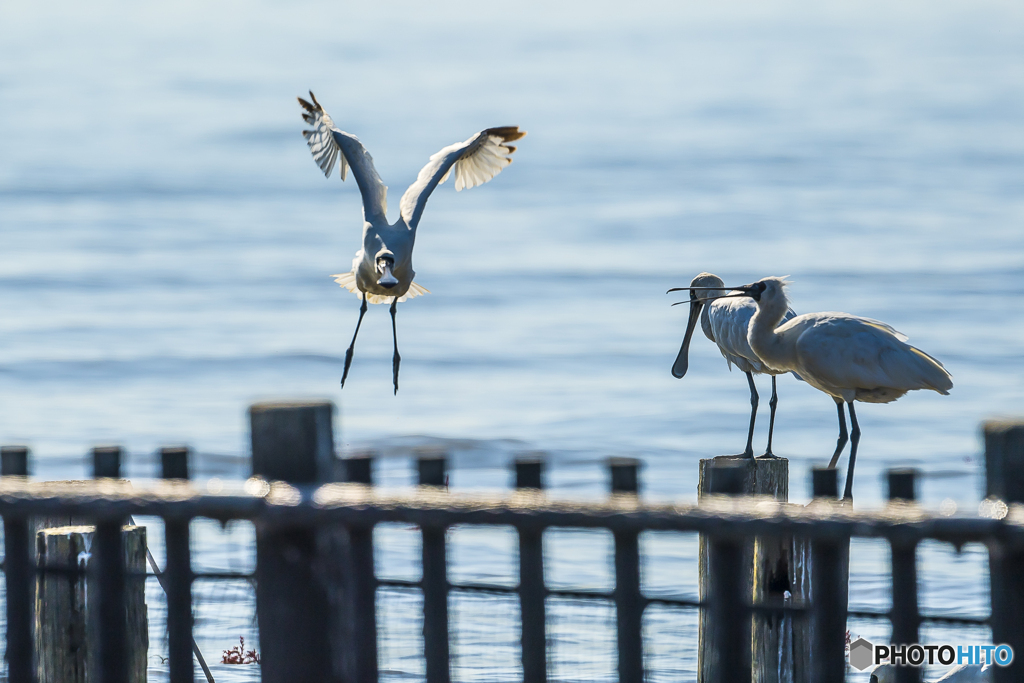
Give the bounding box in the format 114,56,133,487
668,273,798,458
299,91,525,393
870,662,991,682
727,277,952,499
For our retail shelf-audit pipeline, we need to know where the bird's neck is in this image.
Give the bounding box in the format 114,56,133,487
748,298,795,371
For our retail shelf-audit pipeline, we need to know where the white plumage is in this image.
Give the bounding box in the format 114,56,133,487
736,277,952,498
669,273,797,458
870,662,991,682
298,91,524,393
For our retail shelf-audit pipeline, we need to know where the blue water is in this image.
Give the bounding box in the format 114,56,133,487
2,0,1023,680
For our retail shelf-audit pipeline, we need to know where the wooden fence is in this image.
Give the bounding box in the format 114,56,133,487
1,401,1023,683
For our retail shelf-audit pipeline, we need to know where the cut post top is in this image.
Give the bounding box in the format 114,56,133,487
698,456,789,501
1,445,29,476
609,457,641,494
250,400,336,484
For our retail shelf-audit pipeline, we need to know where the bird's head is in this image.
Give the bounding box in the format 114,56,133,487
867,664,894,683
733,276,789,304
730,277,792,328
686,273,727,303
665,273,726,379
375,253,398,289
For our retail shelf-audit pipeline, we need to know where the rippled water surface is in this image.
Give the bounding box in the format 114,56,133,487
2,0,1023,679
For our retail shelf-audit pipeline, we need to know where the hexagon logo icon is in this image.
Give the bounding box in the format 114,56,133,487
849,637,875,671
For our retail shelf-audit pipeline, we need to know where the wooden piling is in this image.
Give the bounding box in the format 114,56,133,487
418,453,451,683
698,455,807,683
705,462,751,683
610,458,644,683
887,468,921,683
984,421,1024,683
160,446,194,683
2,445,34,683
515,457,547,683
809,468,846,683
35,524,148,683
250,400,339,683
337,454,378,683
90,445,132,683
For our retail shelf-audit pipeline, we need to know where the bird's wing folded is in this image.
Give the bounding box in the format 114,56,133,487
399,126,525,229
299,91,388,224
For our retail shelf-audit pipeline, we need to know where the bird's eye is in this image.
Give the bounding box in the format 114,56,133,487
756,282,767,293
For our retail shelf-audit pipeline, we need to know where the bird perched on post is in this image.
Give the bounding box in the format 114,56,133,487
668,273,798,458
728,277,953,499
298,91,525,393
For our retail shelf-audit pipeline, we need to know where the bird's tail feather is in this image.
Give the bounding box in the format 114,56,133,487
330,272,429,304
909,346,954,394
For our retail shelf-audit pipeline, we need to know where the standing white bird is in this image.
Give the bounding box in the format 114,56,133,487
298,91,525,393
729,277,952,499
870,662,991,682
668,273,798,457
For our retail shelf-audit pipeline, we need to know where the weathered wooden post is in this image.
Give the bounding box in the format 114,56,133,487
337,452,378,683
2,445,34,683
418,453,451,683
514,456,547,683
160,446,194,683
250,400,338,683
809,467,846,683
610,458,644,683
33,447,148,683
887,468,921,683
983,421,1024,683
697,455,806,683
706,462,751,683
36,524,148,683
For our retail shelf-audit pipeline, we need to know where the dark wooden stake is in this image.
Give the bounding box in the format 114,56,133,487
339,454,378,683
706,462,751,683
887,468,921,683
515,457,547,683
419,454,451,683
2,446,33,683
161,447,194,683
984,421,1024,683
251,401,338,683
90,445,129,683
610,458,644,683
810,467,846,683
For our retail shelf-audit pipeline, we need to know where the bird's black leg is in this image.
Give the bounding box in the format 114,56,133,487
740,371,758,458
828,399,848,469
843,402,861,501
390,296,401,395
761,375,779,458
341,294,369,388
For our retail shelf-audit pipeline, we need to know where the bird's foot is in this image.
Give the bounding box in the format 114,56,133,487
341,347,355,388
392,352,401,395
757,451,781,459
721,450,755,460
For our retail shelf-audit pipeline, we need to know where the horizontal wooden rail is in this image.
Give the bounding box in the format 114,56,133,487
0,478,1022,545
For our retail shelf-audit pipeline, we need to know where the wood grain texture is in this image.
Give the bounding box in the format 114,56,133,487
35,524,148,683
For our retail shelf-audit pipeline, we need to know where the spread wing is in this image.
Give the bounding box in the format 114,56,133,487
399,126,525,230
298,91,388,224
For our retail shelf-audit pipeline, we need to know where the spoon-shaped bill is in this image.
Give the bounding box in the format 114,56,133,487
672,299,703,379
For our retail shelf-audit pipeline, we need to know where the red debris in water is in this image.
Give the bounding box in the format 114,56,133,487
221,636,260,664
